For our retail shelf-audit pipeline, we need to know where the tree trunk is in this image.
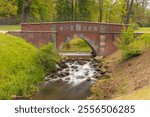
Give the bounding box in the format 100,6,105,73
125,0,134,24
72,0,74,21
21,0,31,23
99,0,104,22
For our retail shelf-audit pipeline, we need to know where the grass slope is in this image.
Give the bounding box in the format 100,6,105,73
89,34,150,100
0,33,44,99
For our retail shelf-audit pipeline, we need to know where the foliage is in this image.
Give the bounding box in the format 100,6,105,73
55,0,73,21
60,38,92,52
118,25,150,59
119,25,141,59
29,0,55,22
0,34,60,99
0,0,150,25
132,23,139,30
0,0,18,17
36,43,60,73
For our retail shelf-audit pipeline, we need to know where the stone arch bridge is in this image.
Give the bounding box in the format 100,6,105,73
8,21,126,56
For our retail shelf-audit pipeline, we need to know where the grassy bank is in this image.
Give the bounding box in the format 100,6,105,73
89,33,150,100
0,25,21,31
60,38,92,52
0,33,59,99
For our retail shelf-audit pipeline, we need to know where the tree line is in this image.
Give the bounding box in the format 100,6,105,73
0,0,150,26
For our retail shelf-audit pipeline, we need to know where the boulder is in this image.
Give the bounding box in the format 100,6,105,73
55,79,63,83
95,66,100,71
86,77,91,81
84,72,89,76
78,60,86,65
60,64,68,68
101,68,107,74
103,64,110,69
103,72,111,78
45,76,50,81
58,72,69,77
65,77,71,80
94,74,103,79
76,75,85,79
94,56,103,61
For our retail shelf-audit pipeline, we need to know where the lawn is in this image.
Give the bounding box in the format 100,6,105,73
135,27,150,33
0,25,21,31
60,38,92,52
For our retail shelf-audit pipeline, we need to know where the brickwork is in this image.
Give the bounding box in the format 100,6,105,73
8,21,126,56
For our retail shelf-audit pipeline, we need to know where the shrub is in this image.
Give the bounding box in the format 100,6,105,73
36,43,60,73
132,23,139,30
119,25,141,59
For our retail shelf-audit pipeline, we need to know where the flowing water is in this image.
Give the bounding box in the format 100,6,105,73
32,59,99,100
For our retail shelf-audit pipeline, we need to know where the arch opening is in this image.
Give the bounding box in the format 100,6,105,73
59,37,97,57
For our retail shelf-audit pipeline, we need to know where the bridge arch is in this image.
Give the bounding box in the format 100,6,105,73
57,34,99,56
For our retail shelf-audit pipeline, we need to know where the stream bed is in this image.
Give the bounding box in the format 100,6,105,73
32,58,106,100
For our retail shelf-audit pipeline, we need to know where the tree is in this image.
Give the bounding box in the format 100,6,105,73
55,0,72,21
121,0,134,24
21,0,31,23
16,0,24,15
98,0,104,22
131,0,150,26
30,0,55,22
0,0,18,18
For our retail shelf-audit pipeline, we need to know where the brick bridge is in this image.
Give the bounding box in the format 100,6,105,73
8,21,126,56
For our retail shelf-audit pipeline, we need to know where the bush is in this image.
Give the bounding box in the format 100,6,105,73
132,23,139,30
36,43,60,73
119,25,141,59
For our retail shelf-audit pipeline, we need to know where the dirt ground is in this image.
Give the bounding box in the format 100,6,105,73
105,49,150,98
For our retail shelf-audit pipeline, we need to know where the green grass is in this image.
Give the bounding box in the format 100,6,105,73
0,33,45,99
60,38,92,52
135,27,150,33
114,86,150,100
0,25,21,31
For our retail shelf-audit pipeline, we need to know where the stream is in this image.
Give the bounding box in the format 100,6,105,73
32,58,104,100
